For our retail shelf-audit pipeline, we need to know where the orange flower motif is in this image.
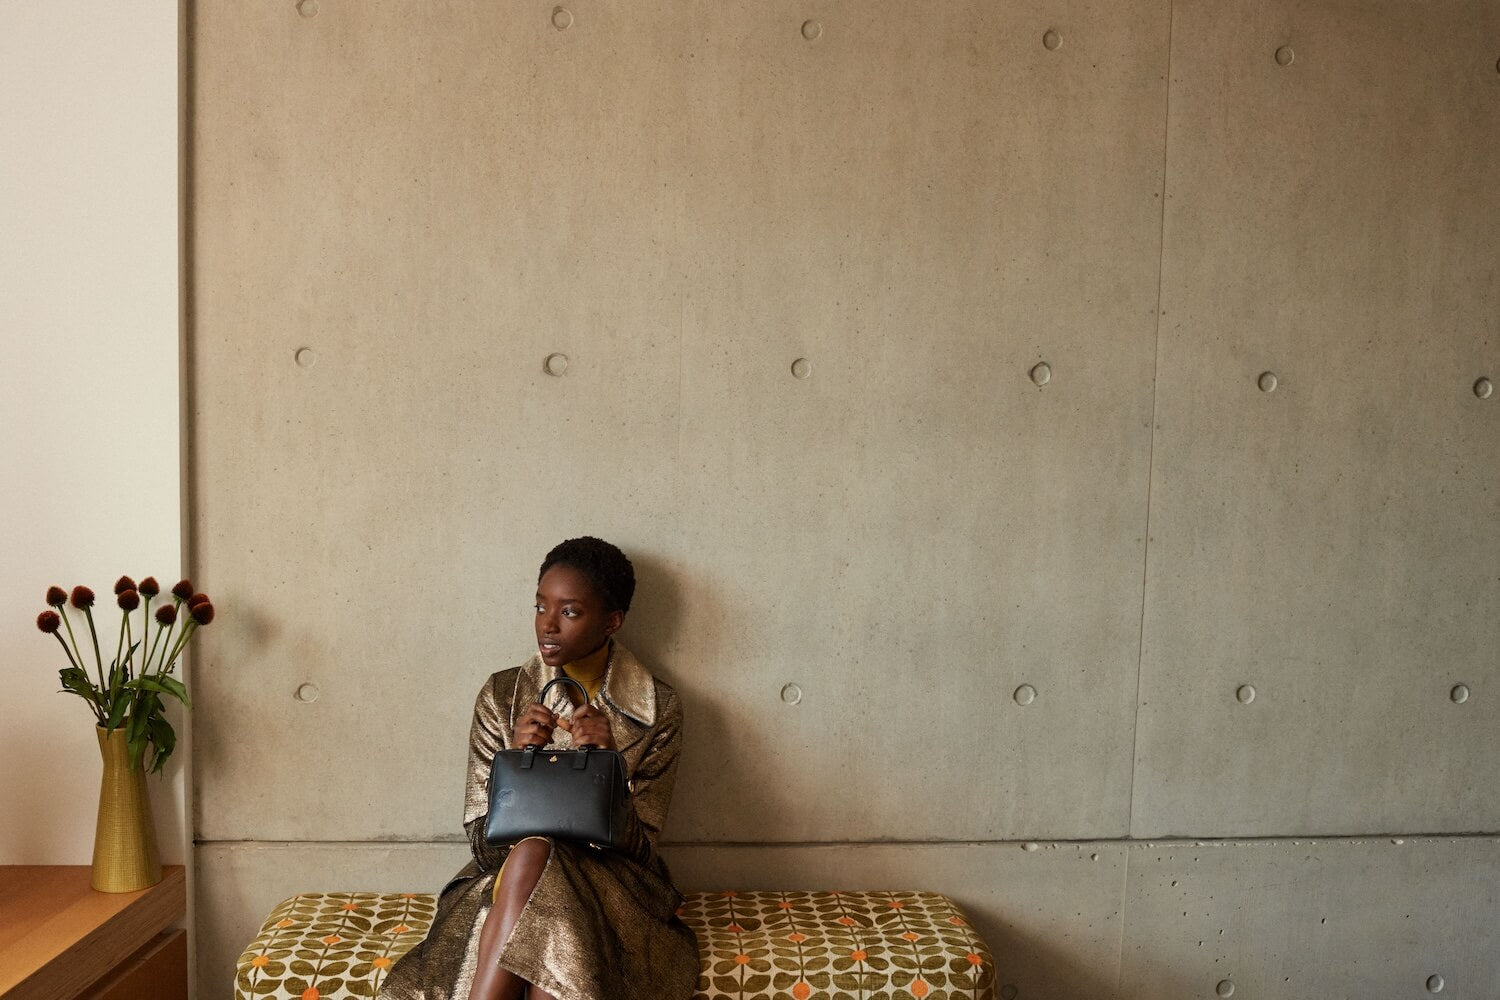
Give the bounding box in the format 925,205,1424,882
912,979,930,997
787,932,807,943
721,891,739,898
373,957,393,970
733,954,751,966
401,893,418,899
792,982,811,1000
301,990,320,1000
341,902,360,911
777,901,795,910
726,923,745,933
949,916,967,926
275,919,295,928
836,916,857,926
887,900,905,909
393,925,412,934
321,935,342,945
966,953,984,966
675,907,685,917
850,949,868,961
250,955,271,968
901,931,921,942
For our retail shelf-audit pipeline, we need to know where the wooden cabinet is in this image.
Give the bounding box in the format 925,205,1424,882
0,865,186,1000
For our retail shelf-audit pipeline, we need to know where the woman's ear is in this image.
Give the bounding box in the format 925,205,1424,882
605,609,625,636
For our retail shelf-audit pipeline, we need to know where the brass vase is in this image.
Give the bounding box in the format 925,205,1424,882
91,725,162,892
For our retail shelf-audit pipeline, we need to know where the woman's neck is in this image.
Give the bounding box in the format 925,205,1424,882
562,640,610,702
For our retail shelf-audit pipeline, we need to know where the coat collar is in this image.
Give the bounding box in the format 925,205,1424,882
515,641,658,729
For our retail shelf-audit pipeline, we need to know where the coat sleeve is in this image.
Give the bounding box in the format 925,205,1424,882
615,685,684,866
463,671,513,872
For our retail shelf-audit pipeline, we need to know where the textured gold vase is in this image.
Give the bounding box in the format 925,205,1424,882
91,725,162,892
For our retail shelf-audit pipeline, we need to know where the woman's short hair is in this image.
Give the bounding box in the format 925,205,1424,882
539,536,636,614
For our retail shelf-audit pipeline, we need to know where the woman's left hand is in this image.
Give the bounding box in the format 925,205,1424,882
562,705,616,751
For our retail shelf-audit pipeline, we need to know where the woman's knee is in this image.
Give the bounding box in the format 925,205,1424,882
501,837,553,885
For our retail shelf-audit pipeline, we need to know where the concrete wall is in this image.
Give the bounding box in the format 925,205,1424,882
1,0,184,867
188,1,1498,997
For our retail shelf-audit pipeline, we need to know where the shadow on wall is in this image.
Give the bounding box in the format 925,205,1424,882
624,553,787,841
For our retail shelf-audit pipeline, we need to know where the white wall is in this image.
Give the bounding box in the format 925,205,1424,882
0,1,182,867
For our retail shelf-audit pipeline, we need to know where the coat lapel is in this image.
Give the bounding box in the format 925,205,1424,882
513,643,658,759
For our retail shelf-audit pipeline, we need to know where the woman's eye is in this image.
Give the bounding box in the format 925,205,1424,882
534,604,545,614
562,608,579,618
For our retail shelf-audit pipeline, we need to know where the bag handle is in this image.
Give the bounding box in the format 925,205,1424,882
537,675,590,708
528,676,602,751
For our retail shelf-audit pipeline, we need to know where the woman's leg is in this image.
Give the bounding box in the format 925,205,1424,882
469,837,552,1000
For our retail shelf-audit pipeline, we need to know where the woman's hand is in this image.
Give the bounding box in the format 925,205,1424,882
561,704,616,751
515,703,557,749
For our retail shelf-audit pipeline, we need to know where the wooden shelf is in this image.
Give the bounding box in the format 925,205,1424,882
0,865,186,1000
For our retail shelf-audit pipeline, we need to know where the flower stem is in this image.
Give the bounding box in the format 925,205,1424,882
145,619,171,678
53,632,104,722
138,594,151,683
59,610,88,688
112,611,127,694
82,606,105,694
162,620,198,675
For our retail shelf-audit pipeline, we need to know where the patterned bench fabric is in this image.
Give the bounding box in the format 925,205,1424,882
236,890,996,1000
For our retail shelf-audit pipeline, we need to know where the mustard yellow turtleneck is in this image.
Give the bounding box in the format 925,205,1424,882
562,641,610,704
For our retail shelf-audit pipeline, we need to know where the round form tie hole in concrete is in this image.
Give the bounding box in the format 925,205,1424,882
551,7,573,30
1013,684,1037,706
801,19,822,41
1426,974,1445,993
1450,684,1470,704
1042,29,1062,51
296,0,319,17
1236,684,1256,705
1029,361,1052,386
780,682,803,705
1274,45,1294,66
1216,980,1236,998
294,347,317,369
543,352,570,376
1474,376,1493,399
1257,371,1278,393
295,682,320,704
790,357,812,379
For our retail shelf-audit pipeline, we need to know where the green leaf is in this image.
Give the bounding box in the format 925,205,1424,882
104,696,129,729
57,667,100,704
147,714,176,774
129,674,190,708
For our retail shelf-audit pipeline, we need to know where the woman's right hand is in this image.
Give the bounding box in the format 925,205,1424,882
514,702,558,749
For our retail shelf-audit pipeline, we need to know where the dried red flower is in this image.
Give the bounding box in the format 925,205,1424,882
46,586,68,607
37,610,62,633
114,575,136,595
155,604,178,626
138,577,160,597
70,586,96,609
171,579,194,601
117,589,140,611
188,593,210,609
189,602,215,626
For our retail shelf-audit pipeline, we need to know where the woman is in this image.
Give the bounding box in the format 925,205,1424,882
380,537,698,1000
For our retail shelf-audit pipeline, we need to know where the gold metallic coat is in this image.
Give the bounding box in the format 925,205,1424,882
379,644,698,1000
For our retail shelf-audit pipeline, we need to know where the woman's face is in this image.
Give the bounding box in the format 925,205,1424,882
534,563,622,667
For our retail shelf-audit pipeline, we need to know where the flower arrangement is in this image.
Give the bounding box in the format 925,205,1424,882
37,576,215,774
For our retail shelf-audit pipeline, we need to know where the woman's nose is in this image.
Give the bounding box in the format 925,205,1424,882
541,611,559,633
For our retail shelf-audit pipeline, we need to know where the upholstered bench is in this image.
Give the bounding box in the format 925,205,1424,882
236,890,996,999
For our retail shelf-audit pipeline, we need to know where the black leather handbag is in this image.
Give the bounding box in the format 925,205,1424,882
484,676,629,848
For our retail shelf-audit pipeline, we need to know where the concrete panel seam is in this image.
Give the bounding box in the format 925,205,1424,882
195,833,1500,849
1126,0,1178,841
